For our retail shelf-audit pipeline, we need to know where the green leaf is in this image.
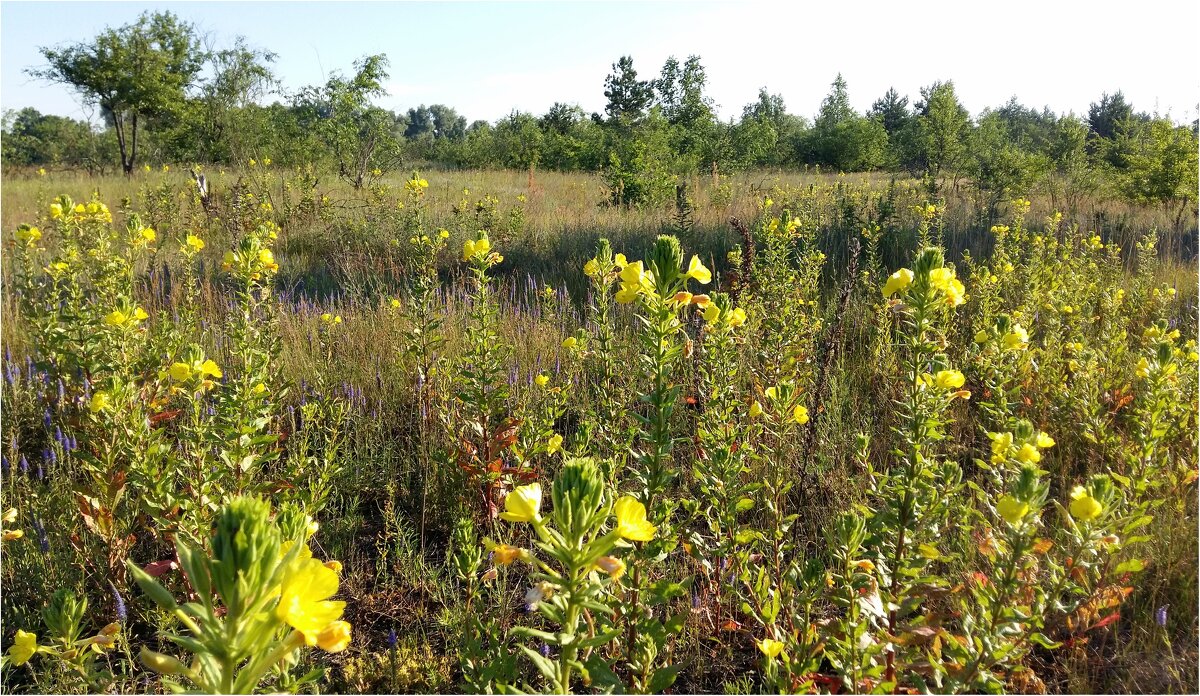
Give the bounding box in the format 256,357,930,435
1114,558,1145,574
647,664,681,693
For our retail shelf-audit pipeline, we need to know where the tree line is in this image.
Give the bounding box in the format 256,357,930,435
3,11,1196,217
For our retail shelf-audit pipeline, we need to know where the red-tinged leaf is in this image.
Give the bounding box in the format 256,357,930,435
143,560,179,577
149,409,183,426
719,619,741,631
1092,612,1121,630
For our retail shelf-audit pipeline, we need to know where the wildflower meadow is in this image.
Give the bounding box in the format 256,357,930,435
1,165,1195,694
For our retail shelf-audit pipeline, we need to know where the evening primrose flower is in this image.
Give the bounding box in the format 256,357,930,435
561,337,578,350
757,638,785,659
996,495,1030,524
500,483,542,523
1135,358,1151,378
686,255,712,284
534,373,550,387
882,268,914,297
89,392,112,413
104,310,129,326
546,434,563,455
583,258,600,277
1003,326,1029,351
1068,486,1102,521
186,234,205,252
168,362,193,382
276,557,346,644
1036,432,1055,448
49,203,63,219
315,621,351,653
933,369,965,390
2,529,23,542
7,630,38,666
726,307,747,328
595,555,626,580
703,303,721,323
483,538,528,566
749,401,764,418
14,226,42,245
942,278,967,306
613,496,656,541
140,227,157,244
793,405,810,424
929,267,956,292
258,248,278,271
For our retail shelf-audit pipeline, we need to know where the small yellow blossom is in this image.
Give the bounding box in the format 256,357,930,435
882,268,914,297
613,496,656,541
997,495,1030,524
500,483,542,523
757,638,785,659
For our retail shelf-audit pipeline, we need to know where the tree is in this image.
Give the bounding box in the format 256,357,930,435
802,75,888,172
911,81,971,191
970,110,1052,218
29,11,204,174
1114,118,1199,228
1087,91,1134,140
296,54,400,188
869,87,911,136
602,56,654,125
1,108,117,173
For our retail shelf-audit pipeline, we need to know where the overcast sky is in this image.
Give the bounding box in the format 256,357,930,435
3,0,1198,126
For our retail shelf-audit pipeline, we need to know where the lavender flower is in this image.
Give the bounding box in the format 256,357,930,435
109,581,128,622
1156,605,1169,627
387,628,398,648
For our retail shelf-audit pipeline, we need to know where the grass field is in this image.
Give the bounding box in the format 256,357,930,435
1,166,1196,694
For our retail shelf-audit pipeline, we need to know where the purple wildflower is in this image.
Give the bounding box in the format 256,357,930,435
1156,605,1168,627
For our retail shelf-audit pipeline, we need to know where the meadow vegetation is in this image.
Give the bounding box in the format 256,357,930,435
1,9,1198,696
0,164,1196,694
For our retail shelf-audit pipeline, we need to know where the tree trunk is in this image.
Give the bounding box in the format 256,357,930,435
128,112,139,175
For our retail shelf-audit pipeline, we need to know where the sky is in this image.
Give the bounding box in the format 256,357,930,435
2,0,1198,126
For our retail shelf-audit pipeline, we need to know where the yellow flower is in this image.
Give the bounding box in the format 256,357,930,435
1135,358,1151,378
199,359,223,379
49,203,63,219
595,555,626,580
703,303,721,323
2,509,15,525
258,248,277,270
168,363,193,382
500,483,542,523
104,310,129,326
89,392,111,413
546,434,563,455
37,167,46,177
474,237,491,256
561,337,578,350
534,373,549,387
989,431,1013,460
462,239,476,261
8,629,38,666
1002,326,1029,351
929,267,955,291
140,227,157,243
186,234,205,252
613,253,628,268
1015,443,1041,464
690,293,710,307
389,298,401,309
488,541,525,566
249,158,257,167
726,307,747,327
252,383,267,395
793,405,809,425
749,400,764,418
315,621,352,653
1036,432,1055,449
583,258,601,277
974,330,990,343
943,278,967,306
615,285,640,304
3,530,24,542
933,369,965,390
757,638,785,659
613,496,656,541
882,268,914,297
1068,487,1102,521
276,558,346,643
14,226,42,244
686,255,712,284
996,495,1029,524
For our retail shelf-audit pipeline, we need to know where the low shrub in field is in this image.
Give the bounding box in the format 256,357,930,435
1,173,1195,694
